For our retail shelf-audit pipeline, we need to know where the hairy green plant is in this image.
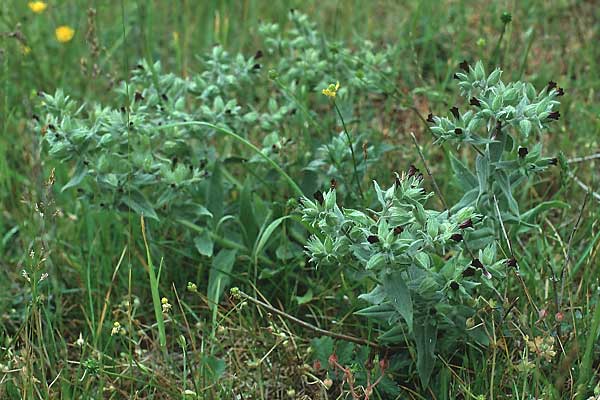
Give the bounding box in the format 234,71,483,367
300,61,565,388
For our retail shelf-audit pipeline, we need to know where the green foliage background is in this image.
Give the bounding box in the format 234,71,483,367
0,1,599,399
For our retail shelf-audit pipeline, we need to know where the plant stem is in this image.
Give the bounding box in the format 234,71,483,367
333,101,364,201
409,132,449,213
235,290,382,349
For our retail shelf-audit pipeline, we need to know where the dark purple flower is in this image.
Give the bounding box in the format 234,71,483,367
506,258,518,268
450,233,463,242
427,113,435,123
547,81,557,91
450,281,460,290
450,106,460,119
471,258,484,269
518,147,529,158
393,226,404,235
407,164,419,178
459,60,469,71
455,128,463,135
459,219,473,229
313,190,324,205
367,235,380,244
470,97,481,107
548,111,560,120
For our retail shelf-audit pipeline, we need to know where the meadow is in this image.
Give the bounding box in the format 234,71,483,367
1,1,599,399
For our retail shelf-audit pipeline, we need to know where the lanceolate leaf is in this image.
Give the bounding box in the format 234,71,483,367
122,189,159,220
61,161,87,192
382,271,413,332
449,153,477,191
239,178,259,248
207,249,237,312
194,230,214,257
414,319,438,389
253,215,291,264
207,162,224,226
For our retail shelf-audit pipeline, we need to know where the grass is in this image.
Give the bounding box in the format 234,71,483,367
1,0,600,399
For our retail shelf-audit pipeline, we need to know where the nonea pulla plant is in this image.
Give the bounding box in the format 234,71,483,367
300,61,564,387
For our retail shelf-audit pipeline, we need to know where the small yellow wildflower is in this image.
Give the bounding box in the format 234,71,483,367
322,81,340,99
172,31,180,43
28,1,47,13
110,321,126,336
186,282,198,292
55,26,75,43
161,297,172,314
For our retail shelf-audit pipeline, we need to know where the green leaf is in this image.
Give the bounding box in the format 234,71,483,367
414,319,437,388
201,355,226,379
382,271,413,331
378,325,407,344
295,289,313,305
61,161,87,192
366,252,386,270
275,242,303,260
520,200,569,222
239,178,259,248
466,226,496,250
354,303,396,321
207,249,237,312
489,130,507,163
519,119,532,138
358,285,386,305
253,216,291,264
310,336,334,368
451,188,479,212
475,154,489,198
449,153,477,191
122,190,159,220
495,170,519,217
194,230,214,257
207,162,224,226
336,341,356,365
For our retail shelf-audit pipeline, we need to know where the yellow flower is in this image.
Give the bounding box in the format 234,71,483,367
161,297,172,313
21,45,32,55
322,81,340,99
110,321,121,336
55,26,75,43
28,1,47,13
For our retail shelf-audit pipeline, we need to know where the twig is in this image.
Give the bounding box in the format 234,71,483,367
558,193,589,310
334,102,365,201
567,153,600,164
234,290,383,350
568,171,600,201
